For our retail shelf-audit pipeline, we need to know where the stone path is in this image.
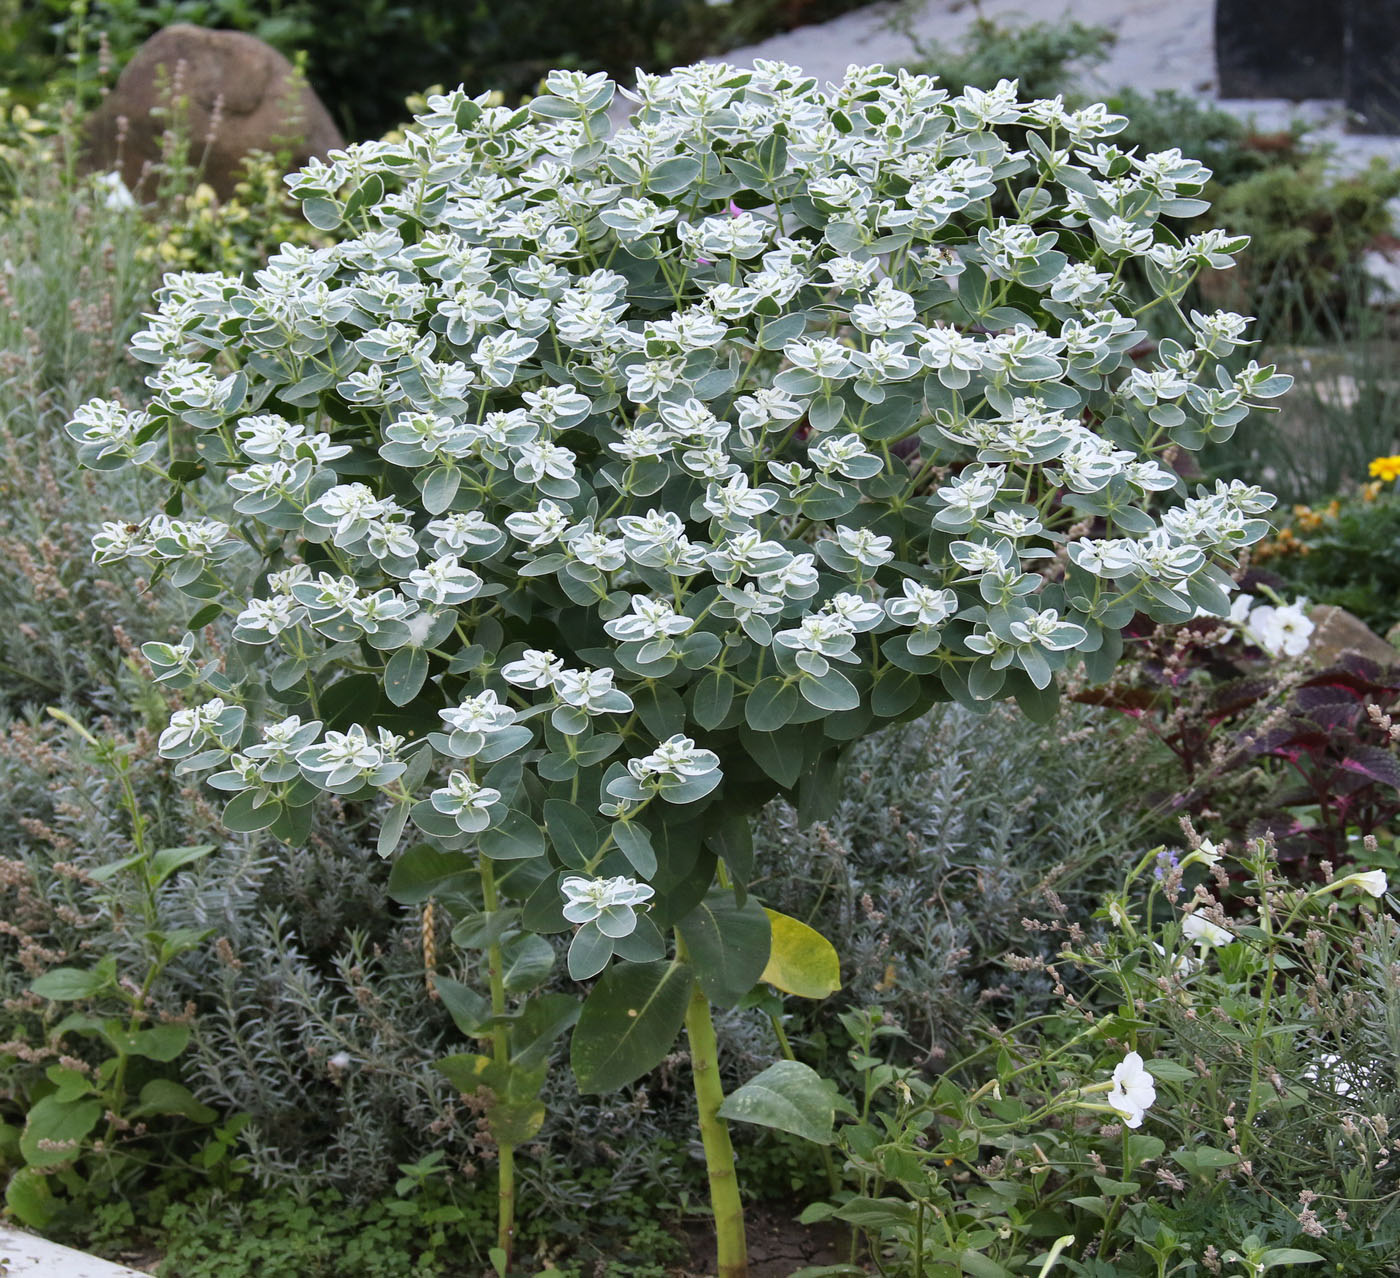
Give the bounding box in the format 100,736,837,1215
717,0,1400,174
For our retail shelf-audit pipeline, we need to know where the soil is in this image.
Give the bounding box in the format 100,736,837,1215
672,1204,859,1277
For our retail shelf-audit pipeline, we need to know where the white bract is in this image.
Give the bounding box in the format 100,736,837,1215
559,875,656,937
68,61,1284,987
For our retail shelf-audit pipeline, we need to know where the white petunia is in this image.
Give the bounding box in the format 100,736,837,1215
1106,1051,1156,1129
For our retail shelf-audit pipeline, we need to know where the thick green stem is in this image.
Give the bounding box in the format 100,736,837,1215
684,981,748,1278
479,855,516,1267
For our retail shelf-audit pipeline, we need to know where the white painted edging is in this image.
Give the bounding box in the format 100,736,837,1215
0,1225,148,1277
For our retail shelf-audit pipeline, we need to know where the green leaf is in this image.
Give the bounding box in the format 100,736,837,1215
511,993,581,1070
834,1197,916,1228
124,1023,191,1062
134,1079,217,1123
633,681,686,739
433,1051,492,1094
704,807,753,887
386,844,475,904
571,960,694,1093
544,799,602,869
761,910,841,999
648,155,702,195
959,1250,1015,1278
481,810,547,860
871,667,922,718
739,724,804,789
745,676,799,731
692,670,735,730
433,975,491,1036
4,1166,56,1227
717,1060,838,1145
798,669,859,712
567,922,615,980
1257,1249,1324,1269
676,890,771,1008
384,646,429,706
150,843,216,887
221,790,281,833
20,1095,103,1167
612,821,657,877
376,802,410,859
504,933,556,992
30,967,109,1001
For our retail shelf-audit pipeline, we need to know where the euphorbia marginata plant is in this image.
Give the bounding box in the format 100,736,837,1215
71,57,1286,1275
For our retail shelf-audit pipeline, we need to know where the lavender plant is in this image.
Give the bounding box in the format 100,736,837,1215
69,60,1287,1274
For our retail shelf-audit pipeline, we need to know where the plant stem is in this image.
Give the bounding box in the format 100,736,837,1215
479,854,516,1267
684,979,748,1278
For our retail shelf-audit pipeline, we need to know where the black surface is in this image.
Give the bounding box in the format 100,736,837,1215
1345,0,1400,133
1215,0,1346,99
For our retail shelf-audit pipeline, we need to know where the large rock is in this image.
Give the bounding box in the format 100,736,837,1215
1308,605,1400,668
84,24,343,200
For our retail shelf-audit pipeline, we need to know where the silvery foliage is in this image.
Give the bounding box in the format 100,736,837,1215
69,61,1286,985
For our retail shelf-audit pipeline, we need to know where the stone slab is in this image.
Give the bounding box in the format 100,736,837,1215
0,1226,149,1277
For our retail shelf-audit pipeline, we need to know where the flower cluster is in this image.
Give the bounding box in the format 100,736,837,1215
70,61,1283,983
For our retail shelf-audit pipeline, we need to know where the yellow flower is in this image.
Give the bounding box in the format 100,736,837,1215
1368,455,1400,482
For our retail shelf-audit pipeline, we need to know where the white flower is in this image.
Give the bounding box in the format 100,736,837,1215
560,874,655,937
1333,869,1389,898
1106,1051,1156,1129
1242,598,1313,658
96,171,135,210
1182,913,1233,947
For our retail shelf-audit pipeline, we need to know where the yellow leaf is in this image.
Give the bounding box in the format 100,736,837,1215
760,909,841,999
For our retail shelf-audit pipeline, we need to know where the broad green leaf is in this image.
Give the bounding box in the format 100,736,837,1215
959,1250,1015,1278
4,1166,55,1227
691,670,735,730
376,801,411,859
761,910,841,999
150,843,216,887
504,933,556,992
544,799,602,869
833,1197,916,1228
511,992,581,1070
433,1051,494,1095
122,1023,191,1062
19,1095,103,1167
1257,1249,1324,1269
433,975,491,1036
567,922,614,980
571,960,694,1093
384,646,429,706
221,790,280,833
612,820,657,877
30,967,109,1002
798,669,859,712
746,676,799,731
717,1060,838,1145
739,724,803,789
676,890,771,1008
134,1079,217,1123
386,844,475,905
481,810,546,860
